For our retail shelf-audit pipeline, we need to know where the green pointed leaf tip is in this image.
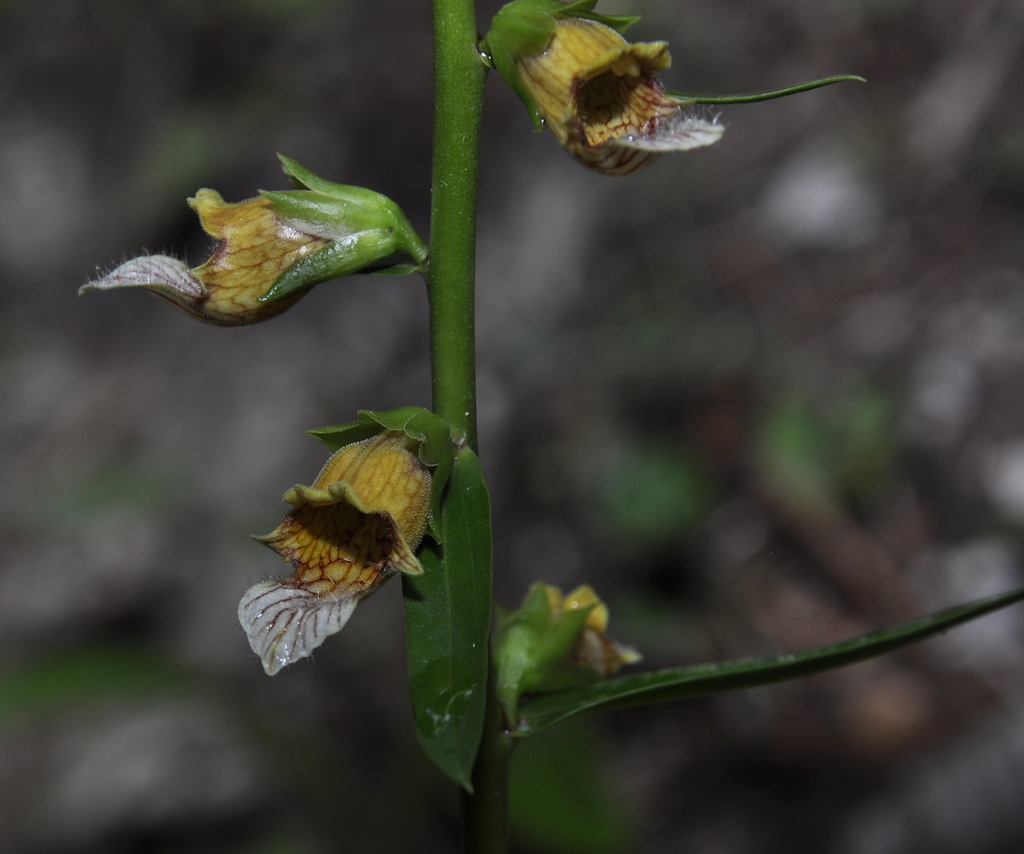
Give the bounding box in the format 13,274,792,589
307,408,454,542
402,446,492,790
278,153,326,190
670,75,866,105
514,586,1024,735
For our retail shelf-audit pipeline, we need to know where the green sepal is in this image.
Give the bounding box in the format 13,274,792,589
494,583,600,727
668,74,865,105
513,586,1024,735
261,189,396,244
484,0,558,130
307,407,454,542
483,0,639,131
402,446,492,791
556,0,638,33
256,155,428,303
276,156,429,253
258,232,400,303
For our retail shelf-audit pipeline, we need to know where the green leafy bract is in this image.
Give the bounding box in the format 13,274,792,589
257,155,427,302
513,587,1024,735
402,446,492,790
669,75,865,105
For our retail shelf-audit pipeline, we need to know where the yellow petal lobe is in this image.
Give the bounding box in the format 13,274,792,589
186,190,329,324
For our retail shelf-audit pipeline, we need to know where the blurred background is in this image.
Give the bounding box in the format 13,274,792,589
3,0,1024,851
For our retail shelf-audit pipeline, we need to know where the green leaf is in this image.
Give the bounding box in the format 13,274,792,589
514,587,1024,736
403,446,492,790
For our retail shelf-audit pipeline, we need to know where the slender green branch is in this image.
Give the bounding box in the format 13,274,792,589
427,0,487,450
669,74,865,104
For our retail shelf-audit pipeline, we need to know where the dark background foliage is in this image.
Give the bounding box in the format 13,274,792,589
3,0,1024,852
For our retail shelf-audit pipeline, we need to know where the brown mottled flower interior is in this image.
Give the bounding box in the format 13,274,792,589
263,504,397,598
576,73,677,148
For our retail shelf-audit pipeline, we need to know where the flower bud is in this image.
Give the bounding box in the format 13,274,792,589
495,581,640,726
484,0,723,174
80,156,427,325
80,191,328,325
239,433,432,675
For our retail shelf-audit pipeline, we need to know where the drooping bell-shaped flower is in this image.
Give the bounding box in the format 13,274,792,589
484,0,864,176
239,433,433,675
484,0,723,174
80,156,427,325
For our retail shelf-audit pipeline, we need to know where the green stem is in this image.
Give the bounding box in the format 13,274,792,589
427,1,507,851
461,664,515,854
428,0,487,450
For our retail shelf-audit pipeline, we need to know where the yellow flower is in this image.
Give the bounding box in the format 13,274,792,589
498,14,723,174
238,433,432,675
544,583,642,677
80,156,428,324
487,1,862,174
495,580,641,726
80,191,329,325
188,190,331,323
